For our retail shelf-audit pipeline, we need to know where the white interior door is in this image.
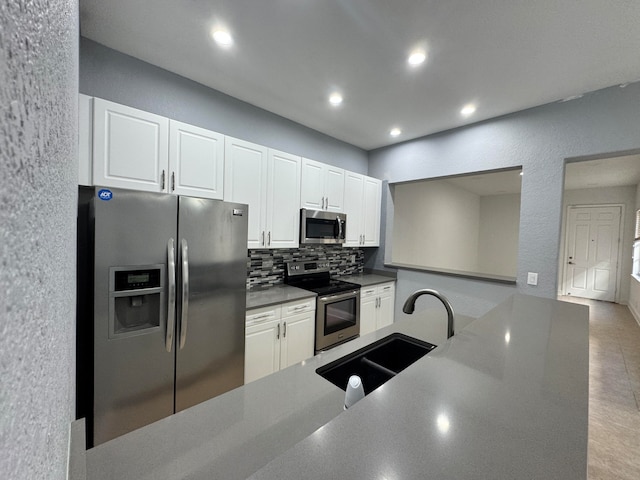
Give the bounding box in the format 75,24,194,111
564,206,621,301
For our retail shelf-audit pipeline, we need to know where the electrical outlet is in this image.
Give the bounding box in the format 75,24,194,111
527,272,538,286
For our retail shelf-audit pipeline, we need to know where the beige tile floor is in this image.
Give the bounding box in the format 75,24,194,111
559,296,640,479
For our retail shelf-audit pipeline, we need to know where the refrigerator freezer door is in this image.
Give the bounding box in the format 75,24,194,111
92,188,178,446
175,197,248,412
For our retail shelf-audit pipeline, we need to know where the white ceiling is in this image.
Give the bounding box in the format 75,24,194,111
79,0,640,150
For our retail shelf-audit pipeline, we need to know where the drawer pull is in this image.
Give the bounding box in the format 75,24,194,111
249,313,272,322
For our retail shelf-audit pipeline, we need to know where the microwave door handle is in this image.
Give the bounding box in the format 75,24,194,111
166,238,176,352
337,216,343,239
179,238,189,350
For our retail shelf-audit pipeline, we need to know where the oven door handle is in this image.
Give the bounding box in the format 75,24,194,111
319,290,359,303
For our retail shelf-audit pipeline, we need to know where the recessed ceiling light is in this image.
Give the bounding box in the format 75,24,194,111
328,92,343,106
389,127,402,137
460,104,476,117
407,49,426,66
212,29,233,47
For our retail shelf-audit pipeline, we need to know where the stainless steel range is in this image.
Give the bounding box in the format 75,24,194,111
285,261,360,352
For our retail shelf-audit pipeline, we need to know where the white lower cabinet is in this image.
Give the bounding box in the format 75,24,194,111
359,282,395,336
245,298,316,383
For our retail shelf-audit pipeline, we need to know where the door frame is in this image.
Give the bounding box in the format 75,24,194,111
559,203,625,302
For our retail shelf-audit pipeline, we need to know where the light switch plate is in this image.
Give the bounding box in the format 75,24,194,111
527,272,538,286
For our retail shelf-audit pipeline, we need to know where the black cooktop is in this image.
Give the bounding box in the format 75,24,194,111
284,261,359,295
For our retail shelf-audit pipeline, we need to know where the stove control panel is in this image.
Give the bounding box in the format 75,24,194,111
286,260,330,277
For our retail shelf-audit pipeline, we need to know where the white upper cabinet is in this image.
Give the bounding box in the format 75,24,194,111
301,158,344,212
78,94,93,186
266,149,301,248
224,137,268,248
93,98,169,192
168,120,224,199
343,172,365,246
224,139,301,249
362,176,382,246
344,173,381,247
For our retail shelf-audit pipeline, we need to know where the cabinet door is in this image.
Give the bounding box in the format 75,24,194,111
324,166,345,212
169,120,224,199
360,294,378,337
377,283,395,330
78,94,93,186
343,172,364,246
266,150,301,248
300,158,325,210
280,311,315,369
245,318,281,383
362,176,382,246
93,98,169,192
224,137,268,248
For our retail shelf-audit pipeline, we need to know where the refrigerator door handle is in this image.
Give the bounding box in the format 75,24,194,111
179,238,189,350
166,238,176,352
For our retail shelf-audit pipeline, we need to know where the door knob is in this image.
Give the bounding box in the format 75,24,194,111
568,261,575,265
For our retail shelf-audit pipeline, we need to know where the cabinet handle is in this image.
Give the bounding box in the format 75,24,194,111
362,234,365,244
250,313,272,322
277,323,280,340
268,231,271,246
283,321,287,338
325,197,329,210
321,196,325,210
161,170,166,190
171,171,175,192
261,231,265,247
292,305,307,311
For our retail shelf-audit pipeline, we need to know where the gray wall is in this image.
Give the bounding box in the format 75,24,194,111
368,82,640,318
79,38,368,174
1,1,78,479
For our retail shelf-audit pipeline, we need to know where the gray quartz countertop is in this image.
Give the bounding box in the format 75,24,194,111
246,284,316,310
339,273,396,287
85,294,588,480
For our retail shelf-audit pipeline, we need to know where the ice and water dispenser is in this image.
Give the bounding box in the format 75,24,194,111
109,265,165,338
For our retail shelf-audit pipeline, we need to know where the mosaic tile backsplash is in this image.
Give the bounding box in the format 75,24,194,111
247,245,364,289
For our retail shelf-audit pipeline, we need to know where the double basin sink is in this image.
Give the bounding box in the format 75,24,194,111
316,333,437,395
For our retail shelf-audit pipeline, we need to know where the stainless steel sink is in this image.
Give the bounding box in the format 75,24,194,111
316,333,436,395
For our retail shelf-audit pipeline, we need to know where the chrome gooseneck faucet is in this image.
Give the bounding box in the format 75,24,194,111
402,289,455,339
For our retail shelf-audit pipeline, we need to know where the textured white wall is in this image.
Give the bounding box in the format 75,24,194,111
369,82,640,317
0,1,78,479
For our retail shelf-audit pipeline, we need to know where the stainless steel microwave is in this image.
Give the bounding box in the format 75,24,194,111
300,209,346,244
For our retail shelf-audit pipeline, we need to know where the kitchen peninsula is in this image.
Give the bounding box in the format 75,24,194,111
83,294,588,480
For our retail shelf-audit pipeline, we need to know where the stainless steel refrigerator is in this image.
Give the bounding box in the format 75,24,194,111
76,186,248,447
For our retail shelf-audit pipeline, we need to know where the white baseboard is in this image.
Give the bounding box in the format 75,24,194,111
629,302,640,327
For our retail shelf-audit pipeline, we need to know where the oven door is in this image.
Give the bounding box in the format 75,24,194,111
315,289,360,352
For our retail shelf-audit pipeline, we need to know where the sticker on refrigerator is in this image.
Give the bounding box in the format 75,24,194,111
98,189,113,201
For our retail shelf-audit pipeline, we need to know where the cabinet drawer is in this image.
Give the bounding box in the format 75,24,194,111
246,305,281,326
360,286,378,298
378,282,395,296
282,298,316,317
